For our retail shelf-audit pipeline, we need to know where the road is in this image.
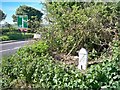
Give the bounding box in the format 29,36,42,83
0,40,34,57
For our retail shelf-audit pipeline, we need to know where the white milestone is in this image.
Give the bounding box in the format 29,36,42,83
33,33,41,39
77,48,88,70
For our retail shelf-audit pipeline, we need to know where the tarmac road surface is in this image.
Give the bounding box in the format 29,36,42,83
0,40,34,57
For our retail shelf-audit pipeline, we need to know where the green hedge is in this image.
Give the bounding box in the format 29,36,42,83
0,32,33,41
0,28,34,41
0,35,9,41
0,28,18,34
2,41,120,89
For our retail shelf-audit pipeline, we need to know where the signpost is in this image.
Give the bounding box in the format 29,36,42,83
17,15,28,29
17,15,28,35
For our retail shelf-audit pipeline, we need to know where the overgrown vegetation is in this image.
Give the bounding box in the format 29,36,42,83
1,1,120,90
2,40,120,89
43,2,120,59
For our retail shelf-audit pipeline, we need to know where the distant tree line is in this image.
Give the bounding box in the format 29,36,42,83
12,5,43,32
0,9,6,22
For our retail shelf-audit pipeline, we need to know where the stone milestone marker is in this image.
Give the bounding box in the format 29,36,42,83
77,48,88,70
33,33,41,39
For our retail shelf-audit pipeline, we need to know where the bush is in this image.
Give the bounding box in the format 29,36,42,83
2,41,49,88
2,40,120,89
43,2,120,58
0,28,10,34
17,41,48,55
1,28,18,34
86,40,120,89
0,35,9,41
0,27,33,41
0,32,33,41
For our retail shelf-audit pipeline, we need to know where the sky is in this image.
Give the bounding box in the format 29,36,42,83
1,0,45,24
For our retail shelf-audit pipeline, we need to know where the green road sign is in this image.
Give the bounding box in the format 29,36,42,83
17,15,28,28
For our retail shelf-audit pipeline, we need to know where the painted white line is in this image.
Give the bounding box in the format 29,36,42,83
0,41,29,46
0,46,21,53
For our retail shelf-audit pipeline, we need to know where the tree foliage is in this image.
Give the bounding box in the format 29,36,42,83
0,9,6,22
12,5,43,32
44,2,120,57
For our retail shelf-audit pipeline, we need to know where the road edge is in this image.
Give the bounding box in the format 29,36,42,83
0,39,34,44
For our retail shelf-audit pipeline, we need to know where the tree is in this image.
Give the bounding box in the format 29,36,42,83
12,5,43,32
4,22,12,29
0,9,6,22
44,1,120,56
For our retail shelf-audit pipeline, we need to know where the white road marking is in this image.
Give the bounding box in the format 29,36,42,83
0,41,29,46
0,46,21,53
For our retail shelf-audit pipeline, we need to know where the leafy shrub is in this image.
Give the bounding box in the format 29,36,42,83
0,27,33,41
0,32,33,41
2,40,120,89
17,41,48,55
1,28,18,34
6,32,23,40
23,33,34,39
2,41,49,88
86,40,120,89
0,35,9,41
0,28,10,34
43,2,120,58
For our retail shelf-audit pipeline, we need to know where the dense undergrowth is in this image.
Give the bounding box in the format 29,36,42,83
42,2,120,59
2,40,120,89
1,1,120,90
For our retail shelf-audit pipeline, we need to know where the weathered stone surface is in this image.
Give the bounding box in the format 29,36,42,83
77,48,88,70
